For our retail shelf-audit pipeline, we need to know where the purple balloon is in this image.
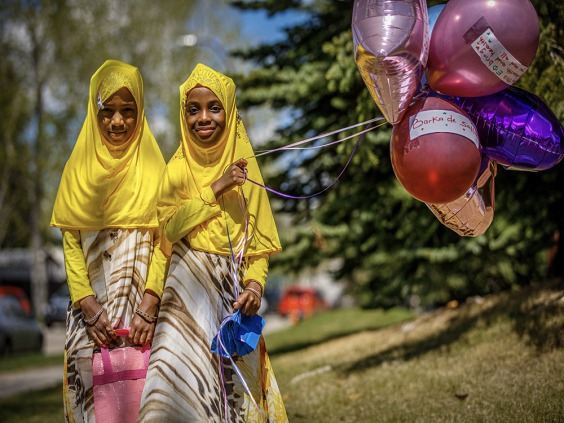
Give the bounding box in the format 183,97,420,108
427,157,497,237
352,0,429,125
450,87,564,171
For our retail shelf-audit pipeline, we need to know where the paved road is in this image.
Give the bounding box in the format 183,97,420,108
0,364,62,399
0,324,65,400
0,314,290,399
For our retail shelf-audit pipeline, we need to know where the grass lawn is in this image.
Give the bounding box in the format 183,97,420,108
272,279,564,422
0,353,62,373
1,279,562,422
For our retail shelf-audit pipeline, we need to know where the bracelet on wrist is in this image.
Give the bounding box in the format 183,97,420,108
245,280,263,295
135,307,158,323
83,307,104,326
244,287,262,301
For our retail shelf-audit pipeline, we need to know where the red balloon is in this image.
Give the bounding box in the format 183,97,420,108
391,97,481,204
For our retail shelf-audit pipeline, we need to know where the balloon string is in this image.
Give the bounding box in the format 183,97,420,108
215,315,267,421
221,176,251,299
220,120,384,286
219,185,260,421
252,115,385,157
215,118,383,419
247,122,380,199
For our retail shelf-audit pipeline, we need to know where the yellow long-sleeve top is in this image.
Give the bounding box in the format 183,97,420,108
63,230,168,305
164,185,269,289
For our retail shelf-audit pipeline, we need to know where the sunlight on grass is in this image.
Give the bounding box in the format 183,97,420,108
264,307,415,355
1,282,562,422
270,282,564,422
0,354,62,373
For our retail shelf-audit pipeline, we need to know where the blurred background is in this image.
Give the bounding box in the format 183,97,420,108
0,0,562,350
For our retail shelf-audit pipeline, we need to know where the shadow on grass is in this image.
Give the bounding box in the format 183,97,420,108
511,278,564,352
341,278,564,375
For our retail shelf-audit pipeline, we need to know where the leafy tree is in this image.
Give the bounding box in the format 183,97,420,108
231,0,564,308
0,0,242,315
0,52,32,248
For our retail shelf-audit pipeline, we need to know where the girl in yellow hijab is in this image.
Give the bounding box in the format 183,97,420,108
51,59,167,423
139,64,287,422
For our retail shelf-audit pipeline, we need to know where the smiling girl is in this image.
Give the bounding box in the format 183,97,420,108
138,64,287,422
51,59,166,422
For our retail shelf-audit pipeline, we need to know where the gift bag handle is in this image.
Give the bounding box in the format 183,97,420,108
94,345,150,386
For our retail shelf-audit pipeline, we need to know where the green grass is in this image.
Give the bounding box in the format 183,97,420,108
264,306,415,355
0,385,63,422
1,280,562,422
0,353,62,373
271,280,564,422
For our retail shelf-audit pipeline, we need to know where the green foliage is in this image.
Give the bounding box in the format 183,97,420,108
0,0,243,249
233,0,564,308
0,52,33,247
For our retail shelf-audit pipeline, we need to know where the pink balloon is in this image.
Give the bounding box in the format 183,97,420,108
427,0,539,97
352,0,429,125
390,96,482,204
427,157,497,237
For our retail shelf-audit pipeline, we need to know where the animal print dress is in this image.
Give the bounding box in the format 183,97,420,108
138,239,288,422
63,228,155,423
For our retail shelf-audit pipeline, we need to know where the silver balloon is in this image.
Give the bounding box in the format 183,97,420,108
427,158,497,237
352,0,429,125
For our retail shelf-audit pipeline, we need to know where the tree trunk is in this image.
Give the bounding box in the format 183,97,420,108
29,25,48,319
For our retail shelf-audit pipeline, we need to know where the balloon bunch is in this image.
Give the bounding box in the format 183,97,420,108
352,0,564,237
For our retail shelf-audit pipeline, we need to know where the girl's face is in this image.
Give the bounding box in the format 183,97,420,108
97,87,138,146
185,86,226,147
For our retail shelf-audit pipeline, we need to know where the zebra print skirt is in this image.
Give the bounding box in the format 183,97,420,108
138,239,288,422
63,228,154,423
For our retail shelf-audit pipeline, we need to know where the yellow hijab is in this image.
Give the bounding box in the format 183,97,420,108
51,59,165,230
158,63,281,257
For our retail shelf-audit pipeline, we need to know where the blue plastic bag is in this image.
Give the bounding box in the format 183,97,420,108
211,310,266,358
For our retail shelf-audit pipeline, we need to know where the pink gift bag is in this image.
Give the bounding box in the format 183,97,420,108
92,344,150,423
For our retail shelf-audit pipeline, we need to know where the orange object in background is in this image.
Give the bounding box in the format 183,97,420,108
277,286,328,321
0,286,32,316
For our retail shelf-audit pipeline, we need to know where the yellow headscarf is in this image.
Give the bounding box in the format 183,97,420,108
51,59,166,230
158,63,282,257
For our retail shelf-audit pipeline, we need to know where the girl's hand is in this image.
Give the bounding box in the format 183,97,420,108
129,291,160,346
212,158,248,199
80,295,117,348
233,280,262,316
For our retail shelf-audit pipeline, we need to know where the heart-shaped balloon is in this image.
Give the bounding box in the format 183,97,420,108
427,0,539,97
352,0,429,125
427,156,497,237
391,96,482,204
450,86,564,171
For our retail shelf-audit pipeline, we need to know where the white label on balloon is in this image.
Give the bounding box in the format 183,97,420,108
471,28,528,85
409,110,479,148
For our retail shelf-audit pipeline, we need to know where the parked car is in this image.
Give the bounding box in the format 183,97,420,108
278,286,328,319
44,283,70,327
0,286,32,316
0,295,43,355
